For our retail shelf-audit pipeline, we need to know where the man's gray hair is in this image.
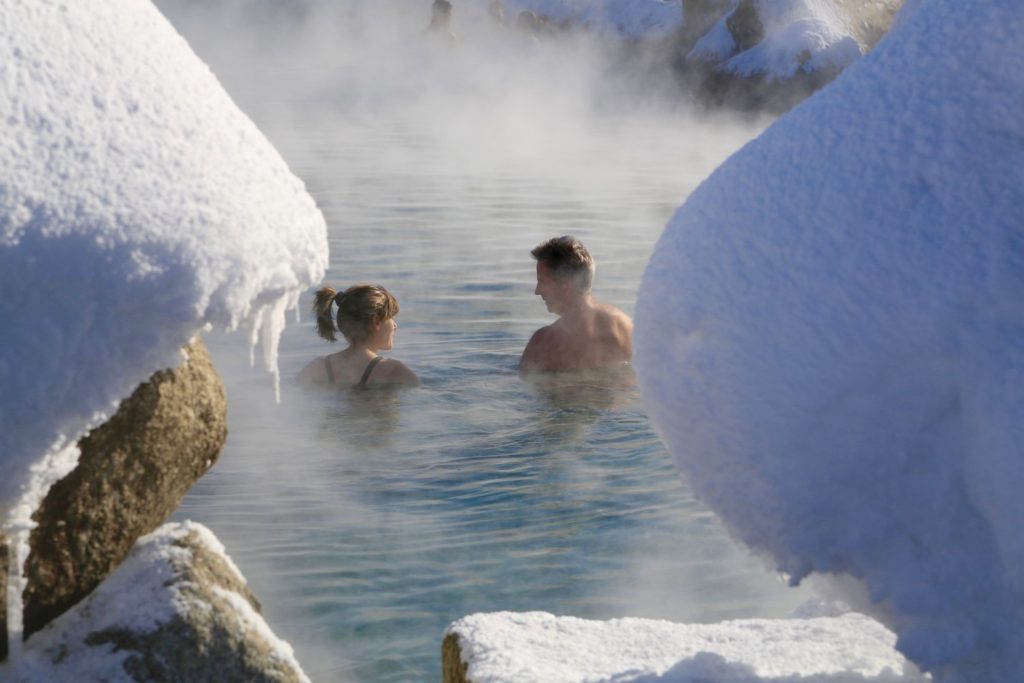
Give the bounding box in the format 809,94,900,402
531,235,595,293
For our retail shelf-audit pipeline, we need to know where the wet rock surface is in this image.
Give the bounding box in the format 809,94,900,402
442,632,470,683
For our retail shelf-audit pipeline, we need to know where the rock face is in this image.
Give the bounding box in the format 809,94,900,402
11,522,310,683
0,338,227,660
677,0,905,110
680,0,732,45
442,632,470,683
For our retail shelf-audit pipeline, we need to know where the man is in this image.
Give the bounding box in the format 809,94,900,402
519,236,633,374
424,0,456,42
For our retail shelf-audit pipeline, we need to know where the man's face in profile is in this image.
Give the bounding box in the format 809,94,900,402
534,262,572,314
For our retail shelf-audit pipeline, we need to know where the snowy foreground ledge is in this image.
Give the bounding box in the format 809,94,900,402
7,521,309,682
443,611,928,683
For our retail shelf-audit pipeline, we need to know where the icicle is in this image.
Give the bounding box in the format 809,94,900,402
247,289,302,404
289,288,302,324
4,440,81,667
247,306,265,368
259,295,289,404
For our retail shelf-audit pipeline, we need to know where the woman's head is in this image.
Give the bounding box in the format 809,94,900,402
314,284,400,344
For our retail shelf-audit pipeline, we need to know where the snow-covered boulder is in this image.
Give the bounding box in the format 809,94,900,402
0,339,226,660
636,0,1023,680
442,611,926,683
0,0,326,523
8,522,309,683
682,0,903,109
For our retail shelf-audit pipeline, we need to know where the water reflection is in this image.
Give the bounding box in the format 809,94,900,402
313,387,405,451
526,364,638,443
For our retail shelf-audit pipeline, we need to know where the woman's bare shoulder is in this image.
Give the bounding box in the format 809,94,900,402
375,357,420,387
297,355,330,384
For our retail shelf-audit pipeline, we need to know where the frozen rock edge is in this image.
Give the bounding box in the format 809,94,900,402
0,340,309,680
9,521,308,683
0,339,226,657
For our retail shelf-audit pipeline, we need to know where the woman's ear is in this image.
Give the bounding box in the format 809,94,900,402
369,315,383,332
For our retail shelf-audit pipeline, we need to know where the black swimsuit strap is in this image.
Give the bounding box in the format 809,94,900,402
355,356,384,389
324,355,335,384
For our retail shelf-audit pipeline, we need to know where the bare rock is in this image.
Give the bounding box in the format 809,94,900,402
680,0,732,47
725,0,763,54
442,632,470,683
10,522,309,683
0,338,226,659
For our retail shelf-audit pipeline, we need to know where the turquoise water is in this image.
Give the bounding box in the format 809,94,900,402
166,4,810,680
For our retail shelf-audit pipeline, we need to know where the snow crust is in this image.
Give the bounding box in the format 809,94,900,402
448,611,926,683
724,1,861,79
636,0,1024,680
0,0,326,516
5,521,310,682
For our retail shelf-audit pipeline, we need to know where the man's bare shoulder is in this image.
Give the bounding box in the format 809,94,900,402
520,324,559,373
594,302,633,329
592,302,633,360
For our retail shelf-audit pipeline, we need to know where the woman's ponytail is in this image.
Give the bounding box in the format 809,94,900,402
313,286,339,342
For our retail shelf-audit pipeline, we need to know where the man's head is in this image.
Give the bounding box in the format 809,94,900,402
431,0,452,23
531,236,595,313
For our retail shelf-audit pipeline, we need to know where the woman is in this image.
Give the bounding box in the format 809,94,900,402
298,284,419,388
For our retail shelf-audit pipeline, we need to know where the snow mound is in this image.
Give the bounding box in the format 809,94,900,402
0,0,327,514
446,611,926,682
636,0,1023,680
691,0,862,80
726,1,860,79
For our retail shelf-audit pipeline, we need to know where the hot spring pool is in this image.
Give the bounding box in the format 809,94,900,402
163,4,812,679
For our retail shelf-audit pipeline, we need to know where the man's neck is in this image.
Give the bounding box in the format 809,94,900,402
557,293,595,321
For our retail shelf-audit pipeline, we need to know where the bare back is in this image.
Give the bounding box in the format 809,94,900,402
520,302,633,373
298,351,419,388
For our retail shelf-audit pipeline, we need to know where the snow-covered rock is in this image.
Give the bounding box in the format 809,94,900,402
443,611,927,682
0,0,326,522
687,0,902,72
681,0,902,109
636,0,1024,679
7,521,309,683
0,339,227,660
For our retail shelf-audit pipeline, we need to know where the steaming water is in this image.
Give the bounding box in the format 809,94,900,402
164,3,812,680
